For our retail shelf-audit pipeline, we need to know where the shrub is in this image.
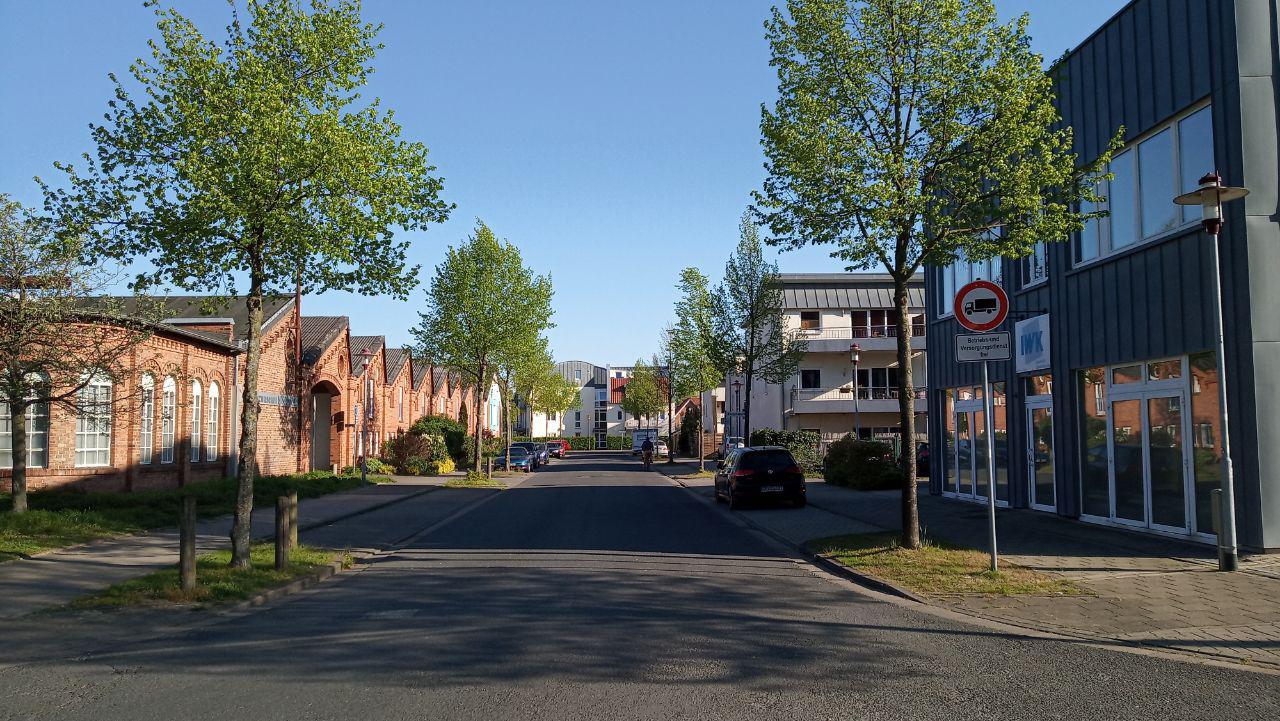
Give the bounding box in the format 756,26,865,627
822,437,903,490
411,415,469,465
381,432,430,473
566,436,596,451
342,457,396,476
750,428,822,473
465,470,488,484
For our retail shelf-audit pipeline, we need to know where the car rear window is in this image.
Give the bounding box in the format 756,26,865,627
738,449,797,471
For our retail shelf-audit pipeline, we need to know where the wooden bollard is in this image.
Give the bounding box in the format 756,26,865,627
288,490,298,548
180,496,197,591
275,496,290,571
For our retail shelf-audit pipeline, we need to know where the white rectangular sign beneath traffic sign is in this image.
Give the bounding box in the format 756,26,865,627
956,332,1011,362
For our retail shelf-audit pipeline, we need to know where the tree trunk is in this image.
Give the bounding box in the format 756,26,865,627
473,363,486,470
743,371,753,445
231,278,265,569
667,384,675,463
10,398,28,513
894,279,921,549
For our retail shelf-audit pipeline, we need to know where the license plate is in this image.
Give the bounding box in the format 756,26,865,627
761,485,784,493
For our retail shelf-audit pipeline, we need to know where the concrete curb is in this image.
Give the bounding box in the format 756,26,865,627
229,555,347,612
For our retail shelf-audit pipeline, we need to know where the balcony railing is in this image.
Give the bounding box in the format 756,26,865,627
792,325,926,340
791,386,927,402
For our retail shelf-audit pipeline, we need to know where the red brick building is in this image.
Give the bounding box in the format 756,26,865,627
1,296,469,492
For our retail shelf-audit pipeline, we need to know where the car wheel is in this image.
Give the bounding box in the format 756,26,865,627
727,491,741,510
793,496,807,508
714,486,724,503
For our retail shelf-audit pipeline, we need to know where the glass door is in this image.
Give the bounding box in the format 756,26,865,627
1110,398,1147,525
955,410,972,498
1026,399,1055,512
1147,394,1188,532
1107,391,1191,532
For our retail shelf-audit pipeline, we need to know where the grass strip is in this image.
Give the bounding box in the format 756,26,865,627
806,532,1086,597
70,544,348,608
442,476,508,489
0,471,391,560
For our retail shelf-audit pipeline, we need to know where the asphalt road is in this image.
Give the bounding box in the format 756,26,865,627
2,453,1277,720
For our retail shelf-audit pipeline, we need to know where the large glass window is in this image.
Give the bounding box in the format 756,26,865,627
139,375,155,464
1075,105,1213,263
1178,107,1213,224
1078,366,1110,516
75,374,113,467
1,385,49,469
1108,150,1138,249
190,380,202,463
1021,243,1047,287
1189,352,1221,535
206,383,220,462
161,376,176,463
1139,128,1178,238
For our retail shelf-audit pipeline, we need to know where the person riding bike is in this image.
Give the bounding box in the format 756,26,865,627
641,438,655,470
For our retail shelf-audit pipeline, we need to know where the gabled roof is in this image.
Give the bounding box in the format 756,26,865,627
300,316,348,366
349,335,384,377
111,294,296,341
411,358,431,391
384,347,410,383
431,366,447,392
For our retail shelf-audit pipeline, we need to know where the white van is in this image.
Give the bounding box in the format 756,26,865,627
631,428,658,455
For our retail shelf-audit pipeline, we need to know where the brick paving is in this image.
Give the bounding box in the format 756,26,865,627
670,467,1280,670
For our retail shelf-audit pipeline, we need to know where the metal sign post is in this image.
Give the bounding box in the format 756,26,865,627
954,280,1011,573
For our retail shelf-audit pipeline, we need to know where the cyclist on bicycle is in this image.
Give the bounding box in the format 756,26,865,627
641,438,655,470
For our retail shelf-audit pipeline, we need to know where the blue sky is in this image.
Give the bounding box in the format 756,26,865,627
0,0,1127,364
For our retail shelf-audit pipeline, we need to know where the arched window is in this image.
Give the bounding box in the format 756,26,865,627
139,375,155,464
206,382,220,461
161,376,176,463
1,374,50,469
75,373,113,467
190,379,202,462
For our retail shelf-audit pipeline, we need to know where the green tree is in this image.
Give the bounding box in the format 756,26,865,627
531,372,579,438
413,221,554,467
708,212,807,442
620,358,663,434
670,268,722,469
42,0,452,566
493,337,553,460
0,196,163,512
755,0,1114,547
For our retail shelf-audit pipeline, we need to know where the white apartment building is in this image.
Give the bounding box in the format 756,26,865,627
526,361,668,446
728,273,928,450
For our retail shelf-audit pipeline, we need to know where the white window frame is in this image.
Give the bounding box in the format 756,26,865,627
161,376,176,464
139,375,155,464
1074,102,1213,266
1,378,50,469
75,373,113,468
206,382,220,461
1021,242,1047,288
190,379,202,462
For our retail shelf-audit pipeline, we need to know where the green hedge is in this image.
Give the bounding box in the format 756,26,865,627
749,428,823,473
822,437,903,490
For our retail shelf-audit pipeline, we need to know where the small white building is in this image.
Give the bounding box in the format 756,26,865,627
525,361,668,446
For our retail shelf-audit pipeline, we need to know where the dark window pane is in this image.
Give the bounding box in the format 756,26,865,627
1109,151,1137,248
1189,352,1221,535
1139,128,1178,238
1179,107,1214,224
1079,367,1110,516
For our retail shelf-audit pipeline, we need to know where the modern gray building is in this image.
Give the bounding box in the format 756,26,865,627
925,0,1279,551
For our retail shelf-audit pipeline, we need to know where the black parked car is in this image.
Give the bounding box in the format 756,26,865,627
714,446,806,509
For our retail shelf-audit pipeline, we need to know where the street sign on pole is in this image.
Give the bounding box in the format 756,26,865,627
953,280,1009,332
956,332,1012,362
952,279,1010,572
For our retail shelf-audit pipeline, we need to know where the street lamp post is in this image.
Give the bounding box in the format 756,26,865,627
1174,171,1250,572
850,343,862,439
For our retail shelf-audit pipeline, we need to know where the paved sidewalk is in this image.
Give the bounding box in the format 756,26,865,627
669,466,1280,670
0,478,444,618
